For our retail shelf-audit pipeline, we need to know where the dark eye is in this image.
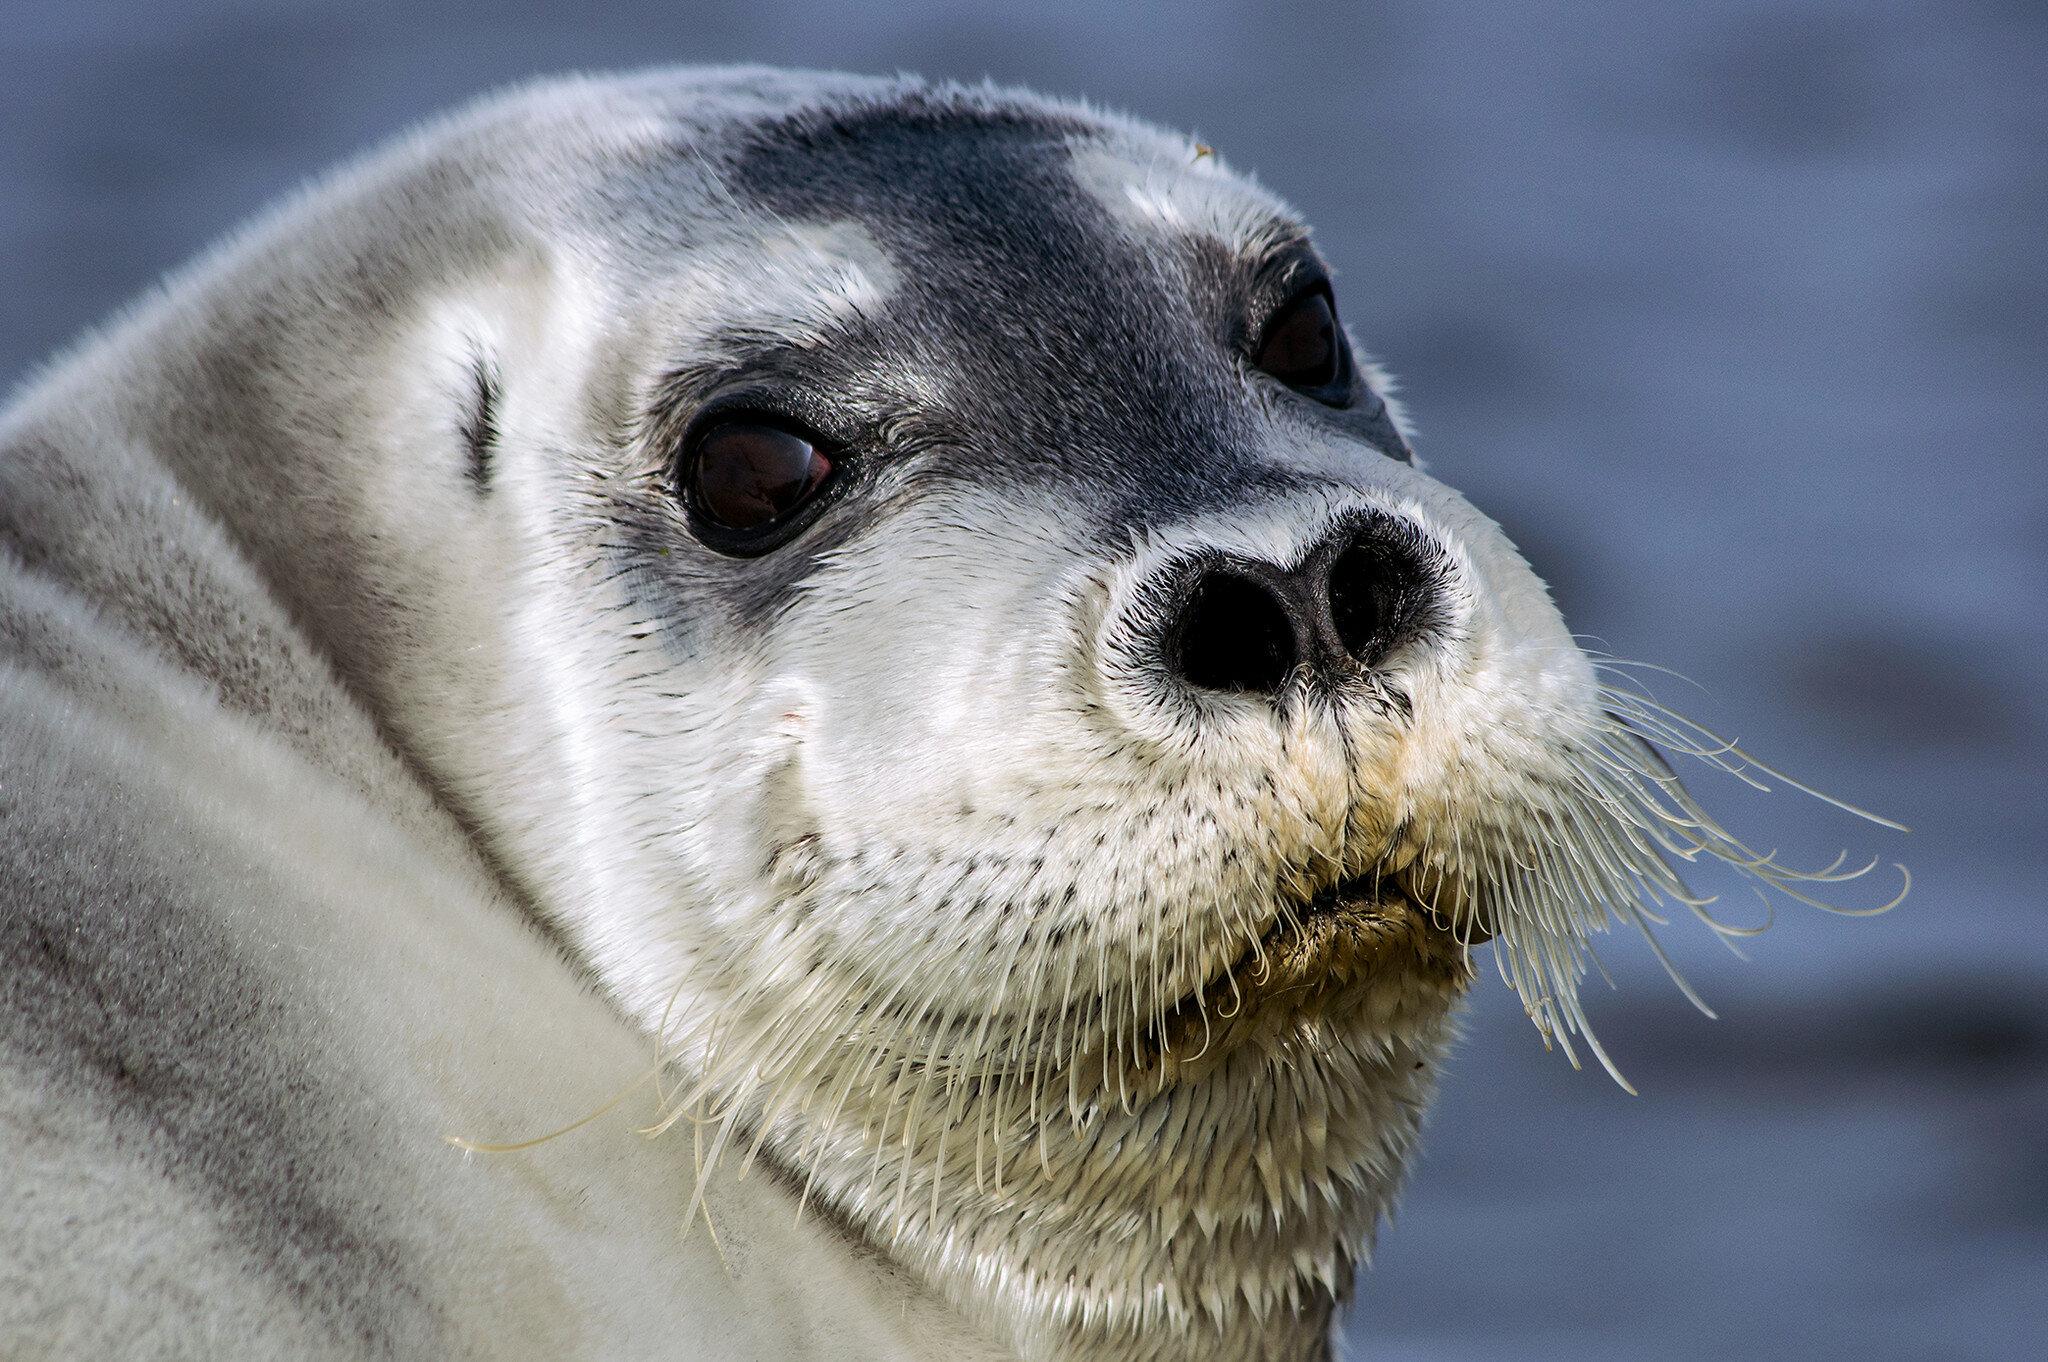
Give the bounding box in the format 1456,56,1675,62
1253,286,1349,399
686,418,833,539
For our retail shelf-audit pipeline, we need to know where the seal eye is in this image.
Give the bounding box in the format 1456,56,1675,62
687,419,833,537
1253,286,1349,399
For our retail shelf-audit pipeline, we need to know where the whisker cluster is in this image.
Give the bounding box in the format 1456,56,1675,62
625,665,1904,1248
1461,669,1908,1091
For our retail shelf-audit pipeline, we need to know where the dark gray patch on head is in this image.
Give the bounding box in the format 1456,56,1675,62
717,90,1268,518
605,85,1411,641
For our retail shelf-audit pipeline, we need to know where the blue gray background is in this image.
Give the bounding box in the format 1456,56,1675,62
4,2,2041,1358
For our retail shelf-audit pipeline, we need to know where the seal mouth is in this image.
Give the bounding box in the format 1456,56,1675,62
1140,861,1487,1077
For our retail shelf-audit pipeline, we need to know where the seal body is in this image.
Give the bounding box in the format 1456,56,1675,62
0,67,1879,1362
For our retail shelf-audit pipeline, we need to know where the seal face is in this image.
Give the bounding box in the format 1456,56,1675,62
0,67,1903,1362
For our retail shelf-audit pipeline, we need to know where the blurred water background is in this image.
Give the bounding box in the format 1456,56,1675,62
3,2,2041,1358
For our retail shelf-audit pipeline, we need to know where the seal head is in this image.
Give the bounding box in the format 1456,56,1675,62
6,69,1898,1362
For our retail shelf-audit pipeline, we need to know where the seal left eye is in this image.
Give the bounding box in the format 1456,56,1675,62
1253,286,1350,401
687,419,833,537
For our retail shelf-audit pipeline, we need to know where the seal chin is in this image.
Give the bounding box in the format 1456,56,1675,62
1143,861,1484,1081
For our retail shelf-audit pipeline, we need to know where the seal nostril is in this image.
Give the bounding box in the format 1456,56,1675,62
1328,542,1384,664
1327,528,1424,668
1172,572,1298,695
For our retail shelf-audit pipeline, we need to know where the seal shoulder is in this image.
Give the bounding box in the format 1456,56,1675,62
0,413,979,1358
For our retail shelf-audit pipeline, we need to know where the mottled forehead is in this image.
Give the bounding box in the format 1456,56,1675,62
694,91,1313,511
721,90,1301,285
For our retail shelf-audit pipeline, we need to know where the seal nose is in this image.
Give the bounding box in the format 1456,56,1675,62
1164,517,1431,696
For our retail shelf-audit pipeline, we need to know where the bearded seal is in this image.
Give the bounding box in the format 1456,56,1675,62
0,67,1902,1361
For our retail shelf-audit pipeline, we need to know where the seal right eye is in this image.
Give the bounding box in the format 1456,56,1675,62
686,419,834,540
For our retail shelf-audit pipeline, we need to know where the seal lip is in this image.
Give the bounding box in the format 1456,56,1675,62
1139,861,1486,1075
1236,862,1493,984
